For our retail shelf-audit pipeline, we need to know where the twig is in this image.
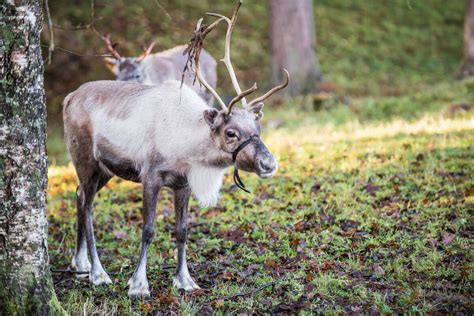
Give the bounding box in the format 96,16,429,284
54,278,75,287
44,0,54,64
205,282,275,304
50,268,119,275
42,0,109,61
51,268,89,274
161,264,175,270
89,0,108,42
53,23,94,31
40,44,112,57
42,0,168,61
154,0,171,21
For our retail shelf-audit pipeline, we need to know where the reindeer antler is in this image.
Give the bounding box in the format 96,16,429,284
185,0,288,116
183,17,228,110
206,0,252,109
104,34,122,59
246,69,290,108
137,41,156,62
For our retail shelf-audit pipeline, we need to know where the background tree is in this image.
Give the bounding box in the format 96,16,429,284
269,0,323,95
459,0,474,78
0,1,62,314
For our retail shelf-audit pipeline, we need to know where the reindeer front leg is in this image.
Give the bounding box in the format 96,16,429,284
127,180,160,298
173,186,200,291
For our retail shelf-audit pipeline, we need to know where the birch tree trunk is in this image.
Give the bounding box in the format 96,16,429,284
269,0,323,95
0,1,63,314
459,0,474,79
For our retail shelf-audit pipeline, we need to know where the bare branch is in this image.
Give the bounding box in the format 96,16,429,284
153,0,172,21
41,44,112,57
44,0,54,65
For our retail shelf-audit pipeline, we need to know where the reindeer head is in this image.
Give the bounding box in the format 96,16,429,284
186,1,289,186
103,34,155,83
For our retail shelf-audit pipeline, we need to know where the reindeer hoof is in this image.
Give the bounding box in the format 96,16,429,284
71,254,91,278
127,275,150,298
173,274,201,291
90,269,113,285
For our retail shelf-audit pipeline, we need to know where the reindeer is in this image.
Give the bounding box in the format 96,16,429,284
63,1,289,297
103,34,217,105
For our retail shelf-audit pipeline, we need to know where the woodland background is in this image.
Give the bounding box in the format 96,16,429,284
45,1,468,164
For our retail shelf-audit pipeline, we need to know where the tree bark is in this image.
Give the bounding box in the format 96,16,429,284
269,0,323,95
459,0,474,79
0,1,63,314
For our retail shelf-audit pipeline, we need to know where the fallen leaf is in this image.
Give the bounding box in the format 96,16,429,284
310,181,321,194
211,299,224,309
198,305,214,316
265,259,278,269
114,231,127,240
465,186,474,197
321,261,336,271
429,238,439,247
373,264,385,276
442,232,456,245
365,181,379,195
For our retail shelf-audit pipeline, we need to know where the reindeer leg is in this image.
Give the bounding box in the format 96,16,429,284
83,171,113,285
72,173,111,275
128,180,160,298
71,186,91,276
173,186,200,291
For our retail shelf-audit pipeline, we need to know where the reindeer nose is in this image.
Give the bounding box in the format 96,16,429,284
257,156,277,176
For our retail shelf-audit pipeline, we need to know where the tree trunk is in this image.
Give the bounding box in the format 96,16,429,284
0,1,63,314
269,0,323,95
459,0,474,79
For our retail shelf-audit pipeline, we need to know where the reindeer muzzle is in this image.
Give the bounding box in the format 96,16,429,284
231,135,276,192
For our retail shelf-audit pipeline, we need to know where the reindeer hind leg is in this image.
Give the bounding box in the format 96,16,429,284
66,123,112,284
81,168,112,285
71,185,91,275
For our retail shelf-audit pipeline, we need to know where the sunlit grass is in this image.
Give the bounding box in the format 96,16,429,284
47,96,473,313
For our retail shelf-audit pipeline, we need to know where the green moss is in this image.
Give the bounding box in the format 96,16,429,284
0,254,66,315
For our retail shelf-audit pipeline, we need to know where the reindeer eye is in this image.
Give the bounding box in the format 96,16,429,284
225,130,237,138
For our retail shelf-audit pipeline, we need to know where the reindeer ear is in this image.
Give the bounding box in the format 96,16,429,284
249,102,264,121
203,108,224,130
104,57,119,75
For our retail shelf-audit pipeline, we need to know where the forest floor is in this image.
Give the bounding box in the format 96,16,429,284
47,79,473,314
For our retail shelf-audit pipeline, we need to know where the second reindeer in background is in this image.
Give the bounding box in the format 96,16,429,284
103,35,217,105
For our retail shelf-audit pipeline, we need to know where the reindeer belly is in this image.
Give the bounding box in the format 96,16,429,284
95,136,141,182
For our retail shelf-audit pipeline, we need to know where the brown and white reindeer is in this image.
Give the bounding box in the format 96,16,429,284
63,1,289,297
103,34,217,105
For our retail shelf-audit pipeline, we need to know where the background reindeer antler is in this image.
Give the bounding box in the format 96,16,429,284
104,34,122,59
137,41,156,62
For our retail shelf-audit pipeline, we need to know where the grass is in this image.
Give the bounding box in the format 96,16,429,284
47,79,474,314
